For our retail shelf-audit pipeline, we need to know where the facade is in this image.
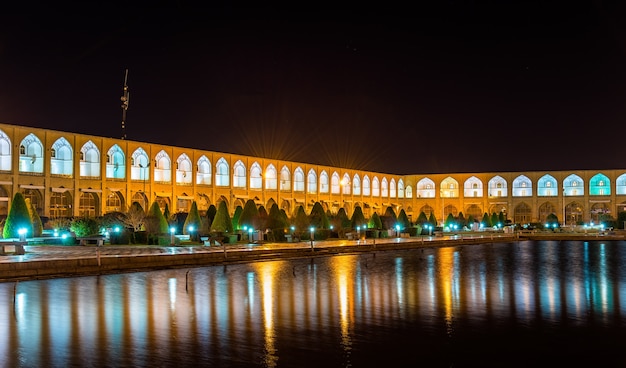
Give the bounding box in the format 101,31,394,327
0,122,624,226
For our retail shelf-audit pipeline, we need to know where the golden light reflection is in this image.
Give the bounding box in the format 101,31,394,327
254,261,285,368
437,247,455,337
330,256,356,363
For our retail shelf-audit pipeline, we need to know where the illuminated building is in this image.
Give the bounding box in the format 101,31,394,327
0,122,622,225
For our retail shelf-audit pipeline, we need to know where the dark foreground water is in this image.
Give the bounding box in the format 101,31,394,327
2,240,626,367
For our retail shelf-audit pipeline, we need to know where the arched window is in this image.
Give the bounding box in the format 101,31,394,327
196,155,211,185
80,140,100,178
0,129,11,171
215,157,229,186
250,162,262,189
362,175,371,196
280,166,291,191
131,148,149,181
331,172,340,194
233,160,246,188
176,153,192,184
265,164,277,190
307,169,317,194
319,171,329,193
154,150,171,183
294,167,305,192
352,174,361,195
106,144,126,179
50,137,73,176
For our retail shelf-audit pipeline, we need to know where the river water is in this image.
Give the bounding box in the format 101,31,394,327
1,240,626,367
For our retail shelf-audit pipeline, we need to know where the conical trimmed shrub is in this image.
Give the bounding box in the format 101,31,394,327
3,192,33,239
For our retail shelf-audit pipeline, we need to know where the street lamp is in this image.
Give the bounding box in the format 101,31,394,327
188,225,195,243
18,228,27,242
248,227,253,243
356,225,361,243
310,227,315,250
170,227,176,245
395,224,400,238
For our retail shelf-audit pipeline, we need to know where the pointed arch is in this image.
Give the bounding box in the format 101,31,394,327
154,150,171,182
488,175,508,197
131,147,149,181
80,140,100,177
537,174,557,196
417,178,435,198
280,166,291,191
320,170,329,193
463,176,483,198
19,133,44,173
589,173,610,196
216,157,229,186
563,174,584,196
265,164,277,190
512,175,532,197
331,172,340,194
0,129,11,171
50,137,73,176
307,169,317,194
362,175,370,196
106,144,126,179
176,153,192,184
233,160,246,188
250,162,262,189
352,174,361,195
294,167,305,192
196,155,211,185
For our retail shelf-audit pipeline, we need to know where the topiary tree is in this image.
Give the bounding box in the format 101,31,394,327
309,202,329,229
381,206,398,230
205,204,217,228
27,200,43,237
445,213,456,229
145,202,169,244
238,199,259,230
210,201,232,234
397,209,410,230
184,201,203,241
336,208,351,229
482,213,492,228
257,205,268,230
163,203,171,222
350,206,367,229
368,212,382,229
428,213,437,227
293,205,309,239
416,211,428,225
231,205,243,231
267,203,288,230
3,192,32,239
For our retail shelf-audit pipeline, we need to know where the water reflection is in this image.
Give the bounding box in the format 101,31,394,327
1,240,626,367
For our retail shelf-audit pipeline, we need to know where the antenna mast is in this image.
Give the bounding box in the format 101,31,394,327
120,69,130,140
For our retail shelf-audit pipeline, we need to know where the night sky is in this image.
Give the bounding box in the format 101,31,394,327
1,3,625,175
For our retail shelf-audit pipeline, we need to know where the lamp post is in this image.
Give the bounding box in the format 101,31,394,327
310,227,314,251
18,228,27,242
188,225,194,243
356,225,360,244
395,224,400,239
248,227,253,243
170,227,176,245
562,189,566,227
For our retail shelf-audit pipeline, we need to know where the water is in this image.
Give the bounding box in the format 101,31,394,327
2,240,626,367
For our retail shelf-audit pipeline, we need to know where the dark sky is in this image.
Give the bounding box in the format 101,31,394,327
1,2,625,175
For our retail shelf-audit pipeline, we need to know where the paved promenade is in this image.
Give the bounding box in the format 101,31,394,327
0,231,622,282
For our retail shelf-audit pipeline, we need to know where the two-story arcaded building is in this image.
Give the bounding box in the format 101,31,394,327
0,122,624,226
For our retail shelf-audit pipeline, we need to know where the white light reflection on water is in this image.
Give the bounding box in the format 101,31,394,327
0,240,625,367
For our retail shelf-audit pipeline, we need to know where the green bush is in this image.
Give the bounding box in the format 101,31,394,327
70,217,100,237
3,192,33,239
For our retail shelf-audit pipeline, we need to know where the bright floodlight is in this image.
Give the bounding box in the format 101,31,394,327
170,227,176,234
18,228,27,235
